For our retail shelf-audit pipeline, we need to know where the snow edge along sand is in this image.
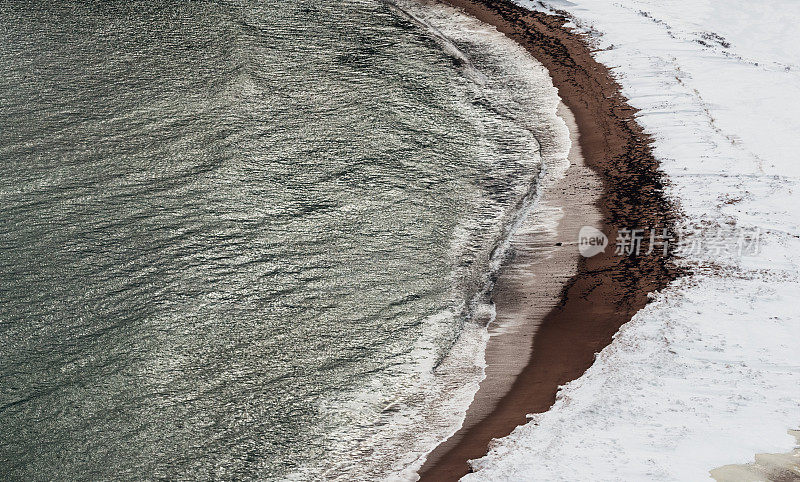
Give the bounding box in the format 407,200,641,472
465,0,800,480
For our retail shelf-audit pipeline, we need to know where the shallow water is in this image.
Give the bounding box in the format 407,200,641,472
0,0,566,478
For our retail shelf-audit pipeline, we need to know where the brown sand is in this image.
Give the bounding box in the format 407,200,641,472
418,1,680,480
433,102,602,468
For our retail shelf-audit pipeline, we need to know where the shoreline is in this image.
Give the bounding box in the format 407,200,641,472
417,101,603,473
418,1,680,480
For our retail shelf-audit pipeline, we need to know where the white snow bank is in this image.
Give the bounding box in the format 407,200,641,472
465,0,800,480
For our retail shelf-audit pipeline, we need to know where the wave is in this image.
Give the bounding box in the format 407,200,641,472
291,0,573,479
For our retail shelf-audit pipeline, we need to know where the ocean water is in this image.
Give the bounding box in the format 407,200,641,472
0,0,568,479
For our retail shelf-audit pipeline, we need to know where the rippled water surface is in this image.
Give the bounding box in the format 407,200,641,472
0,0,562,478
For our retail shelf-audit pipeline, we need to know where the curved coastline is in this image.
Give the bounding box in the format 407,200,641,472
417,1,680,480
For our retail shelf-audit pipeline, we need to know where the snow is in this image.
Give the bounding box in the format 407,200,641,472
463,0,800,480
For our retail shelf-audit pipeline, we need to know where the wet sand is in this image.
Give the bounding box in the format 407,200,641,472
418,1,680,480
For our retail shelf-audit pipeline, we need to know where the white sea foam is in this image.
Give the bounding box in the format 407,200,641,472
464,1,800,480
385,2,572,479
294,1,573,479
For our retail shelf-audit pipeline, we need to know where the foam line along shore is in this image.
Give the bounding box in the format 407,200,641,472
416,0,680,479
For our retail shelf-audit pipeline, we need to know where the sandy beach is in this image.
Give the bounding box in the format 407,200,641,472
4,0,797,479
418,1,679,479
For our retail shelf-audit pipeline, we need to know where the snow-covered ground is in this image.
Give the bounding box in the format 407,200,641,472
465,0,800,480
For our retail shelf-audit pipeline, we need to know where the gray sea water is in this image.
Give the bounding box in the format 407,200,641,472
0,0,569,479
